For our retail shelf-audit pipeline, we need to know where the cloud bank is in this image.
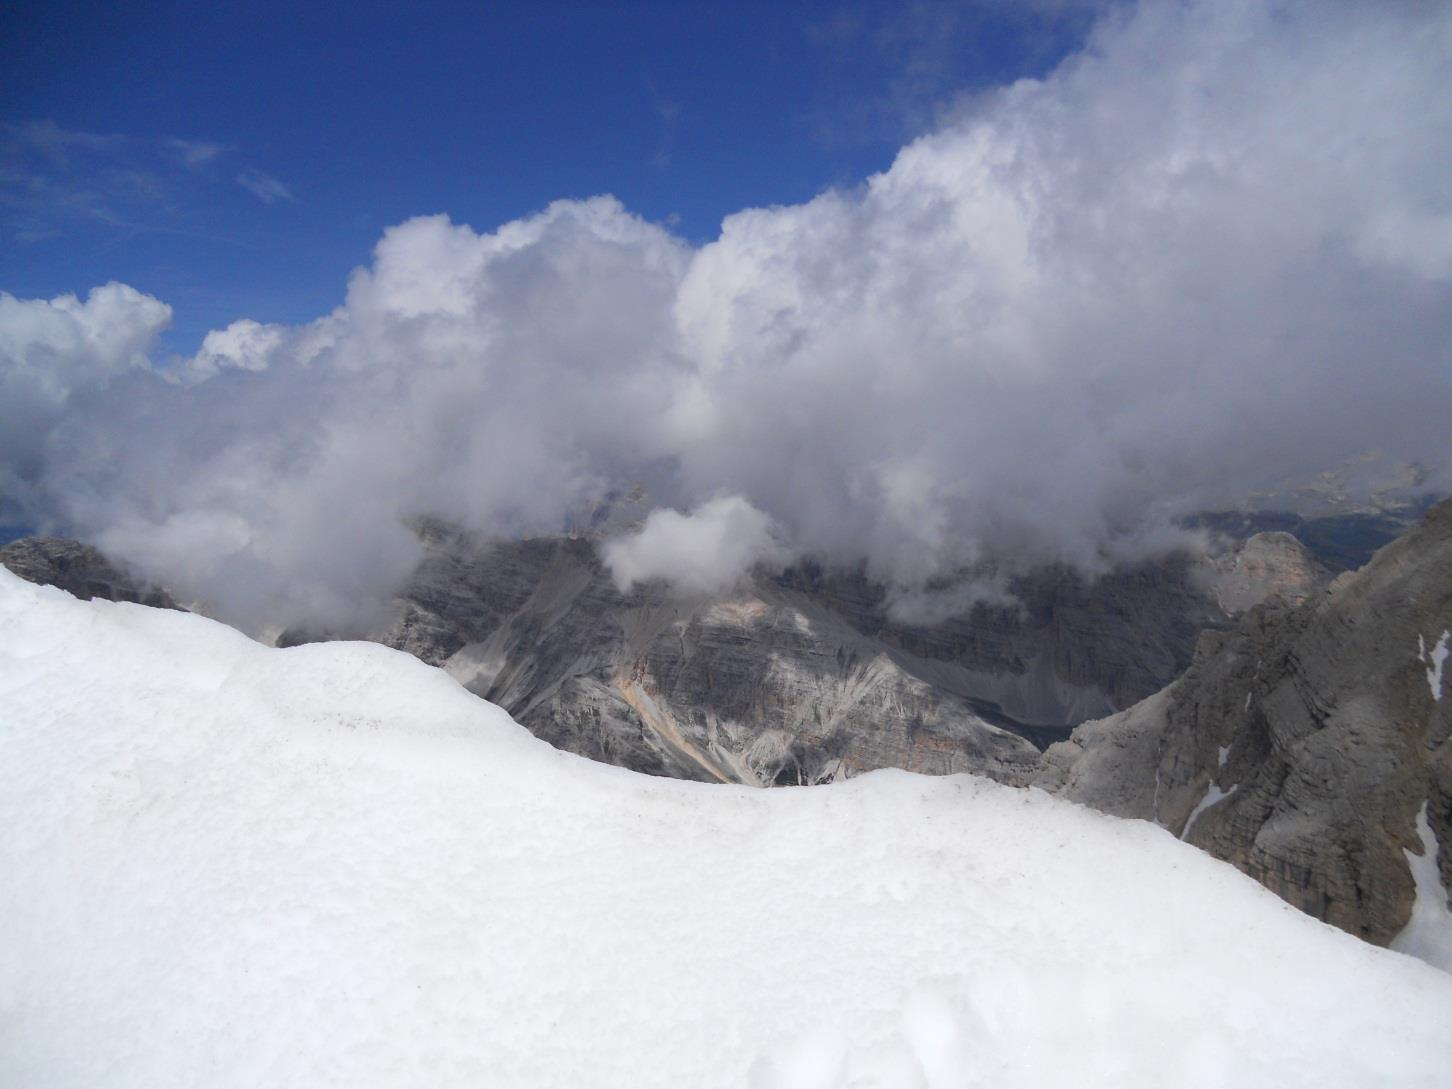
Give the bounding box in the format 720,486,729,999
3,0,1451,631
0,283,171,520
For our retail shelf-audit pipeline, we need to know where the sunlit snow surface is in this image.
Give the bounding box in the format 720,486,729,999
3,570,1452,1089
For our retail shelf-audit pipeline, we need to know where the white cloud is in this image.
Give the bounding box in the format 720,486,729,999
601,497,786,595
0,283,170,529
184,319,287,382
2,0,1450,630
25,198,690,629
0,281,168,416
237,168,296,205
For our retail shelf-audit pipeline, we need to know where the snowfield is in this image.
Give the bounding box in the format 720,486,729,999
3,569,1451,1089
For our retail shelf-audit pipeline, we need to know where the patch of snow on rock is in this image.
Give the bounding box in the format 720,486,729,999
1424,630,1450,702
1183,781,1238,841
1392,803,1452,975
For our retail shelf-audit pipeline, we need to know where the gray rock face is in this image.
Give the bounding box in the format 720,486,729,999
1205,530,1330,615
0,537,177,610
369,526,1046,786
347,521,1324,788
773,558,1214,719
1037,499,1452,945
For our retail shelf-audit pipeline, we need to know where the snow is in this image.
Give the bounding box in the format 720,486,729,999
3,569,1452,1089
1182,781,1238,841
1392,804,1452,975
1421,630,1450,702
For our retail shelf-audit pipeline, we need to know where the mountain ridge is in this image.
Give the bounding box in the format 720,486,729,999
1035,498,1452,946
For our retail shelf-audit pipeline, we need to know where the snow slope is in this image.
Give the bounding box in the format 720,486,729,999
2,568,1451,1088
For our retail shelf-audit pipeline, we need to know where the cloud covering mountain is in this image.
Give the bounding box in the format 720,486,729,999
3,0,1450,630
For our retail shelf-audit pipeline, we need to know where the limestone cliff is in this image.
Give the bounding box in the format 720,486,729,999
1037,499,1452,944
354,520,1322,787
367,527,1047,786
0,537,177,610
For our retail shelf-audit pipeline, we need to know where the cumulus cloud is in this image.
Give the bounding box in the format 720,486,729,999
601,497,786,596
0,283,170,529
2,0,1450,630
32,198,690,629
184,319,286,382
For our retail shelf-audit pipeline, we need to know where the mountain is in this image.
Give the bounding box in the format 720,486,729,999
4,567,1450,1087
4,507,1447,957
0,536,177,610
341,518,1327,787
1188,491,1439,573
1,520,1329,789
1036,498,1452,949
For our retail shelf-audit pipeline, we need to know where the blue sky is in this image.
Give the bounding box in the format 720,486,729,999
1,1,1092,352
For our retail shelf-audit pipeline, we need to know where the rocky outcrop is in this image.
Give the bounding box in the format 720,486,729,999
1204,530,1329,614
773,557,1216,718
347,520,1327,787
0,537,177,610
368,526,1048,786
1036,499,1452,945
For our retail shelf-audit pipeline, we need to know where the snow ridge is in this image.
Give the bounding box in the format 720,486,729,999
3,570,1451,1088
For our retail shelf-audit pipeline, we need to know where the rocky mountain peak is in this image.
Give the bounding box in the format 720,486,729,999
1037,497,1452,945
1205,529,1329,614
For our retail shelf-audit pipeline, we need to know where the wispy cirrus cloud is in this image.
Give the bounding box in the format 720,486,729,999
168,138,228,169
0,121,289,245
235,168,296,205
0,126,149,240
7,119,126,160
645,78,681,170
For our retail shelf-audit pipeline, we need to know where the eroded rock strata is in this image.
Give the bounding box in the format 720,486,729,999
357,520,1322,788
1036,499,1452,944
0,537,177,610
